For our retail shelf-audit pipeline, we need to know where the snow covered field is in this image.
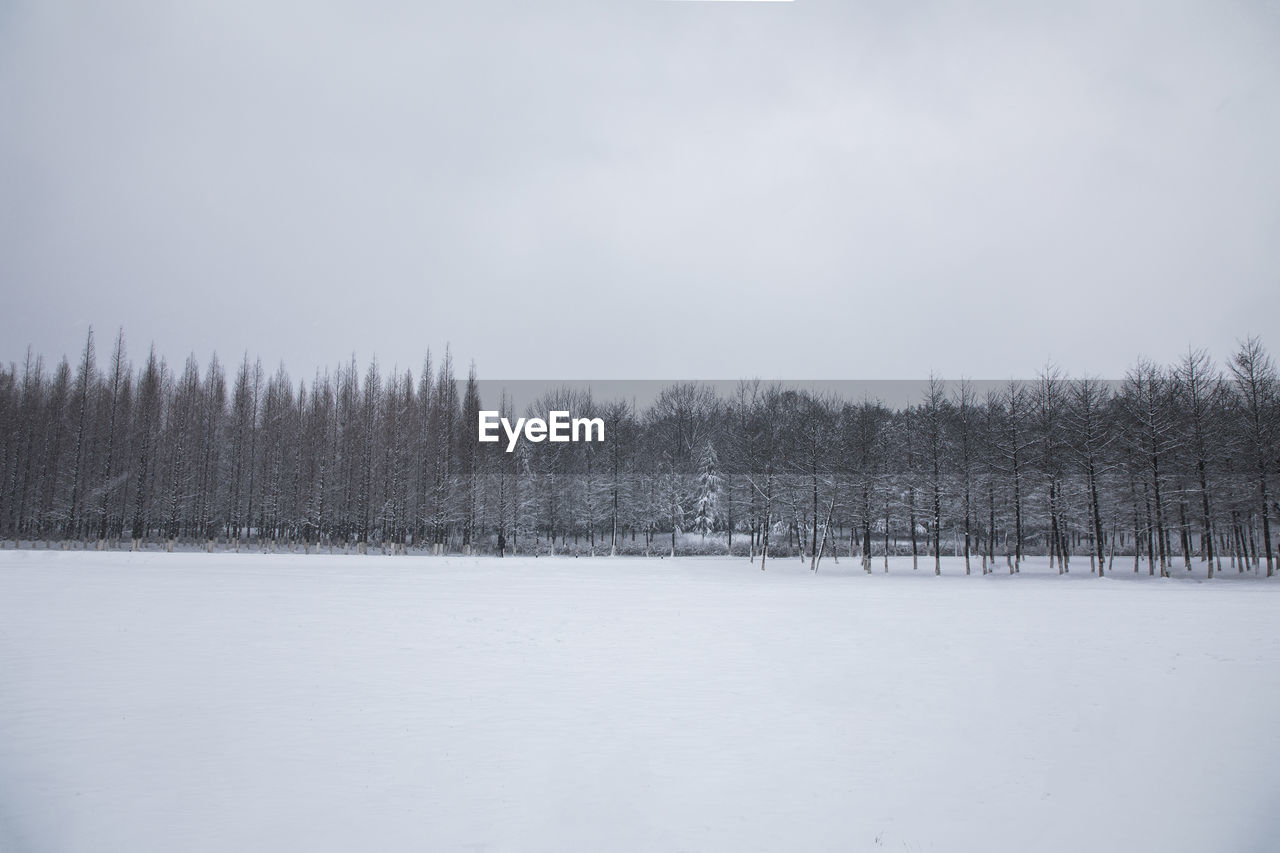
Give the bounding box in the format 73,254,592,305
1,552,1278,853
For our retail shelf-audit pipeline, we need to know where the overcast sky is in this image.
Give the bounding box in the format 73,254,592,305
2,1,1277,381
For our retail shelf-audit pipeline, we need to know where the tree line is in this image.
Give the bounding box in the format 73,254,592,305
0,330,1277,576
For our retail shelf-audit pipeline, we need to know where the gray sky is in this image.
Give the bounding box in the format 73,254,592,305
2,1,1278,380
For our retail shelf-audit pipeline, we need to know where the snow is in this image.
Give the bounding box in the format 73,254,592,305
1,551,1278,853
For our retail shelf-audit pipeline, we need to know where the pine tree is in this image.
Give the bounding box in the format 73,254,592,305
693,441,721,537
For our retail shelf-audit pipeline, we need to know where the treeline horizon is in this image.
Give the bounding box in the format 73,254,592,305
0,330,1276,576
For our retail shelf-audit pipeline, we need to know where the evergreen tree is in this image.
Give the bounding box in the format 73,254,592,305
693,441,721,537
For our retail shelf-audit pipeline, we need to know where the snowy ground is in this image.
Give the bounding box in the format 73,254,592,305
1,552,1278,853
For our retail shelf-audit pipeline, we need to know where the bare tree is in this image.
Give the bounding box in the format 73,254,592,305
66,328,96,541
95,330,127,545
1066,376,1114,575
1121,360,1177,577
1173,348,1224,576
953,381,977,574
922,377,947,575
1227,337,1277,576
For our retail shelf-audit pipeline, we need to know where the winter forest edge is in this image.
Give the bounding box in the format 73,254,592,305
1,330,1278,578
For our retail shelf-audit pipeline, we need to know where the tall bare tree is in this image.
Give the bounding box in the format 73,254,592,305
1228,337,1277,576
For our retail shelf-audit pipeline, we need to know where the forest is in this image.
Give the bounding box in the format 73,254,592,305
0,330,1276,576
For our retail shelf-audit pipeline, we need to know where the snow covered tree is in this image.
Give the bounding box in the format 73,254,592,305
1066,376,1114,576
3,327,1278,570
693,441,721,537
922,376,947,575
1227,337,1278,576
